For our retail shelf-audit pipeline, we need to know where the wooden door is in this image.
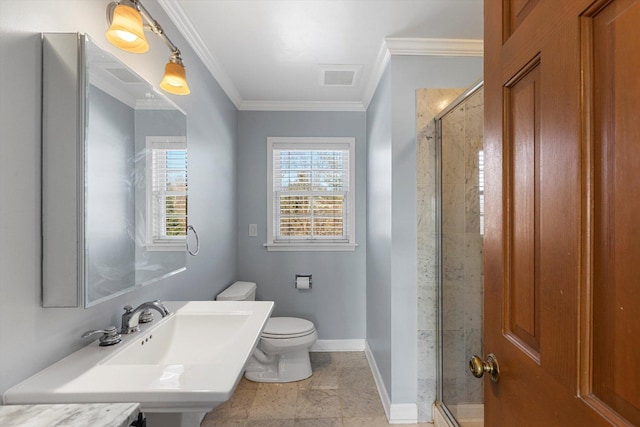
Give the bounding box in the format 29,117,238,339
483,0,640,425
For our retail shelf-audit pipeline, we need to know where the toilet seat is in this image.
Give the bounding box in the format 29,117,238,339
262,317,315,339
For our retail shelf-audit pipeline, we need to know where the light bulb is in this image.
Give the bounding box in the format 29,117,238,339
115,30,138,42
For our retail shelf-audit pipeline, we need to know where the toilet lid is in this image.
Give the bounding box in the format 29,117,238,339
262,317,315,339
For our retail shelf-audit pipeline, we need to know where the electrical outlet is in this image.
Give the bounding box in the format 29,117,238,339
249,224,258,237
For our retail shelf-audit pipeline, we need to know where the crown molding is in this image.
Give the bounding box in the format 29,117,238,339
362,41,392,109
157,0,243,108
385,37,484,56
239,100,365,112
362,37,483,108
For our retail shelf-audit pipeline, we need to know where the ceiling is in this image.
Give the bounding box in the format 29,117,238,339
158,0,484,111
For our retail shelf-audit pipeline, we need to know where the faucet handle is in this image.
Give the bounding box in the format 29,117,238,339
81,326,122,346
123,305,134,313
138,309,154,323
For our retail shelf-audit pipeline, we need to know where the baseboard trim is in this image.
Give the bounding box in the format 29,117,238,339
364,341,418,424
389,403,419,424
310,339,366,352
364,342,392,420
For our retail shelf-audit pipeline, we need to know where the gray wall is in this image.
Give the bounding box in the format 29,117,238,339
366,55,483,405
237,111,367,339
0,0,237,396
366,65,393,395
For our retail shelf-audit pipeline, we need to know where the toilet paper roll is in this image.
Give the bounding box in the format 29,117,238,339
295,276,311,289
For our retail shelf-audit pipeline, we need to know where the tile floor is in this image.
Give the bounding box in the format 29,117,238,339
201,352,433,427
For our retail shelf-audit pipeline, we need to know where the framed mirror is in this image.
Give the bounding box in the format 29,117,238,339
42,33,188,308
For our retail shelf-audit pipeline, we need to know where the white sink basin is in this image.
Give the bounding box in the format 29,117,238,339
102,311,253,366
3,301,273,425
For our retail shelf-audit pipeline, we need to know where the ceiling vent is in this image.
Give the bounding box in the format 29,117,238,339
319,65,362,87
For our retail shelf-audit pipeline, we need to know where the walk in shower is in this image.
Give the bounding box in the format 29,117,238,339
415,81,484,425
436,82,484,427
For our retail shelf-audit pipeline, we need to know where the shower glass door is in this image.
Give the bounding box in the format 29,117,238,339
436,82,484,426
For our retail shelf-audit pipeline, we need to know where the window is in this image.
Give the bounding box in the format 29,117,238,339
146,136,187,250
267,137,356,251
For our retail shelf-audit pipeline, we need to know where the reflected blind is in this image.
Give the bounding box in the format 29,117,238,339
151,144,187,242
273,147,350,241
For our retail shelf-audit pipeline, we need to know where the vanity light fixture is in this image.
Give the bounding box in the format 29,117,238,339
106,0,191,95
105,1,149,53
159,53,190,95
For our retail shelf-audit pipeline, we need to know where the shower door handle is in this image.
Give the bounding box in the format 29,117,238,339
469,353,500,383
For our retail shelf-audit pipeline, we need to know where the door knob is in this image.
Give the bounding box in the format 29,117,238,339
469,353,500,383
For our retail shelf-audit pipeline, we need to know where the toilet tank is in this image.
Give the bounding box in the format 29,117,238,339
216,281,257,301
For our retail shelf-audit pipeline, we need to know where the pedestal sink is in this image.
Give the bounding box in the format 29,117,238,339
3,301,274,427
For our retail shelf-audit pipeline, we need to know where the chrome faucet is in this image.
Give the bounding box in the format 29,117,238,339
120,300,170,334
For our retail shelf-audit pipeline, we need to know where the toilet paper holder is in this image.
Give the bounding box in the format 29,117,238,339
295,274,312,289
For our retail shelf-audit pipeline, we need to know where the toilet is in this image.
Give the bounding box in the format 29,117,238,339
216,281,317,383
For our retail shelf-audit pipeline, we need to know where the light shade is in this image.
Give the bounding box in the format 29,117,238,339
105,3,149,53
160,61,191,95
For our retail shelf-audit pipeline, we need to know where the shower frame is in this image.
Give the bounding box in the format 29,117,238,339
434,80,484,427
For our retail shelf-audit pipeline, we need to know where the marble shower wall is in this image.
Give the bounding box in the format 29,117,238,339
416,88,466,421
440,87,484,407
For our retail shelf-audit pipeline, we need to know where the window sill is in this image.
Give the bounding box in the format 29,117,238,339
145,243,186,252
264,242,357,252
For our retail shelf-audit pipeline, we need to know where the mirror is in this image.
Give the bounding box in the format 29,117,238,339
42,33,187,308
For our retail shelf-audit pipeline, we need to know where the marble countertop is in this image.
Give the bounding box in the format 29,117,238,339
0,403,139,427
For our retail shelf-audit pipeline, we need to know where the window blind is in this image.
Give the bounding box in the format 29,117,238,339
151,144,187,242
273,148,350,241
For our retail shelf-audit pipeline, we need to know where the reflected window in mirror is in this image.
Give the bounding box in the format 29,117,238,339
146,136,188,250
